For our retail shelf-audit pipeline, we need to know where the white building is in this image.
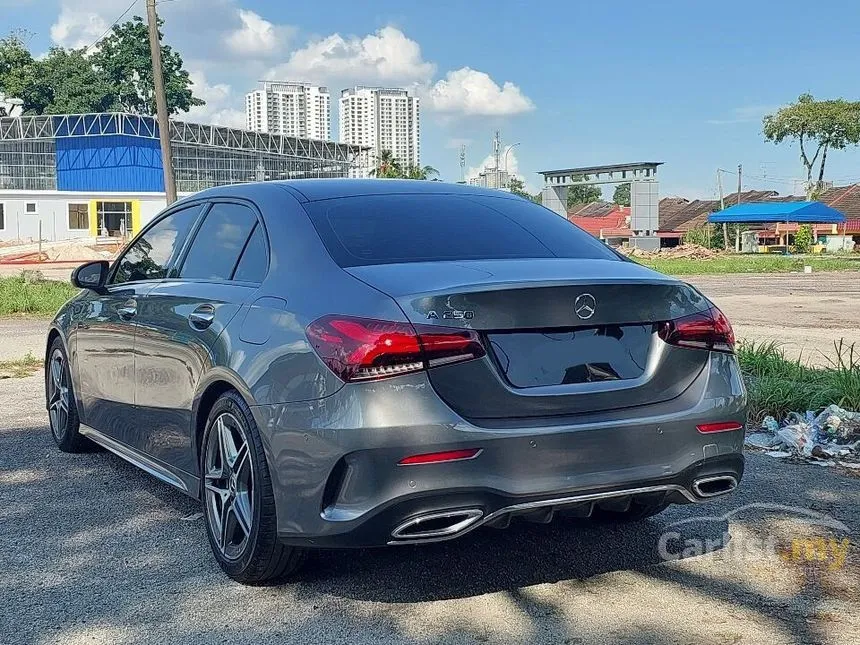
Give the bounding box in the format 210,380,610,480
339,87,420,176
245,81,331,140
469,168,511,190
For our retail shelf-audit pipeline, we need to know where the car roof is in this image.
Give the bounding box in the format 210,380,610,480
278,179,525,202
188,179,525,204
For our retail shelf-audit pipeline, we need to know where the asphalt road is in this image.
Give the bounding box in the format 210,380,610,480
2,375,859,645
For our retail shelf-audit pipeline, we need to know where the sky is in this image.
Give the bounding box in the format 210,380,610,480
6,0,860,198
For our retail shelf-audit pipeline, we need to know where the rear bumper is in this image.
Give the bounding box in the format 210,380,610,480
251,352,747,548
278,454,744,548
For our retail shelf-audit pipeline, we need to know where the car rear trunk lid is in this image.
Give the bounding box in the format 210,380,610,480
346,258,711,421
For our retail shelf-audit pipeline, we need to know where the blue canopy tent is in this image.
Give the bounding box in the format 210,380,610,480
708,201,845,224
707,201,846,253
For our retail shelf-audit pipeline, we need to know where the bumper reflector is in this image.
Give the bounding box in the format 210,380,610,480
696,421,744,434
398,448,482,466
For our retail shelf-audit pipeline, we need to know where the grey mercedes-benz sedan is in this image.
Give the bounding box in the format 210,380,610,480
46,179,745,583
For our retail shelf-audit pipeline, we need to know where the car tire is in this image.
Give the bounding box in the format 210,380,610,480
46,337,90,453
589,499,669,524
200,390,306,584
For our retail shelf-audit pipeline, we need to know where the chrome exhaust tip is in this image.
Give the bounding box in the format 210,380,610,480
391,509,483,540
692,475,738,498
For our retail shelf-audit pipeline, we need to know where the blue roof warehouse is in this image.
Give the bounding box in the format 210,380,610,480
0,113,363,242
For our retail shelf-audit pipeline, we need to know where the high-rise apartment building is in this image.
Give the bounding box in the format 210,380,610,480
245,81,331,140
339,87,420,176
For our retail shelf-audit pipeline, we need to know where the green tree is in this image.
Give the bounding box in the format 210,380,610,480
405,164,440,180
0,32,33,93
92,16,202,116
1,39,115,114
508,177,530,198
566,184,602,209
370,150,403,178
613,183,631,206
763,94,860,197
30,48,116,114
794,224,814,253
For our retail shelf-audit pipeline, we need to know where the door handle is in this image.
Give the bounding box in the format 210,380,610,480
188,304,216,330
117,299,137,320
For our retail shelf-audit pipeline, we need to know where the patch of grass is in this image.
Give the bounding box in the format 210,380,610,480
0,273,80,316
738,339,860,422
638,254,860,275
0,352,43,379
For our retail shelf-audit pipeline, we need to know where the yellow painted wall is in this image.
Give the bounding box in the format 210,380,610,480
131,200,141,236
88,200,98,237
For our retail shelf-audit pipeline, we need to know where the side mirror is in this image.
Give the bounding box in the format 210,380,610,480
72,260,109,290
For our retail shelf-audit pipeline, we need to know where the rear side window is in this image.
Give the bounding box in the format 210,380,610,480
233,224,268,282
112,206,201,284
180,203,258,280
305,194,618,267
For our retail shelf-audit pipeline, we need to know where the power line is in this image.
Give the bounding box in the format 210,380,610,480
84,0,139,53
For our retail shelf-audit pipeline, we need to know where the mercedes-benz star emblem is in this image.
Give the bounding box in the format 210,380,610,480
574,293,596,320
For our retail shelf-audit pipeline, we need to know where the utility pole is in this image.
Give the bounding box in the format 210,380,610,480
146,0,177,205
735,163,742,251
736,164,742,204
717,168,728,251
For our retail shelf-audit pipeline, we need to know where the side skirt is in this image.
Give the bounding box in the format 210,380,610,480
79,424,200,499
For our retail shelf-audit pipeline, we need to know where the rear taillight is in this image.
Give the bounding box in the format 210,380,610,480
658,306,735,353
306,315,486,382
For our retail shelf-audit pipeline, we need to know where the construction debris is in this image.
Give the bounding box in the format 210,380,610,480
0,239,118,264
616,243,722,260
745,405,860,468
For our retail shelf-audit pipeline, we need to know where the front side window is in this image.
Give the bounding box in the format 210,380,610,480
0,204,5,230
112,206,201,284
68,204,89,230
179,203,259,281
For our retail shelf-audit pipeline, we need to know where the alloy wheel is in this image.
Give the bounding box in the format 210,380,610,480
48,349,70,441
204,412,255,561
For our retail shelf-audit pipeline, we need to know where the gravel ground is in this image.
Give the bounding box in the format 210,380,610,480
685,272,860,365
2,375,859,645
0,317,49,361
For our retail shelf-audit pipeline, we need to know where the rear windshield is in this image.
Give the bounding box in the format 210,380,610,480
304,193,619,267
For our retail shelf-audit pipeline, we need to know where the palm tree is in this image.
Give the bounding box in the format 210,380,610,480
369,150,402,178
404,164,440,180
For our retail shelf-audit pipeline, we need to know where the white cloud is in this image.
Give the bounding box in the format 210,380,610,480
184,71,245,128
225,9,293,58
50,3,110,49
425,67,534,116
268,26,436,86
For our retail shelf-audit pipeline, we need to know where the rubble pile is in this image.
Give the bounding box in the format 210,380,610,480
617,243,722,260
746,405,860,468
47,244,114,262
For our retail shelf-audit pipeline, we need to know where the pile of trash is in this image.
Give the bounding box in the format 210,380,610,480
617,243,722,260
746,405,860,468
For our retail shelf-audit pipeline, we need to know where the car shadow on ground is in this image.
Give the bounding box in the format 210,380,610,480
298,507,731,603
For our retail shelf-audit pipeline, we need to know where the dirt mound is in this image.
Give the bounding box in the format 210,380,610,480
48,245,114,262
618,243,721,259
